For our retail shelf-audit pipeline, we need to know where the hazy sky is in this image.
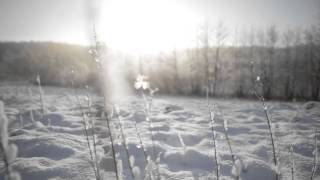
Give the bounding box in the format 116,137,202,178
0,0,319,45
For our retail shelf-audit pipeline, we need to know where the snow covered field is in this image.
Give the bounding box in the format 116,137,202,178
0,84,320,180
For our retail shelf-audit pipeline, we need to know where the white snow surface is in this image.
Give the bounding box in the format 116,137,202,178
0,85,320,180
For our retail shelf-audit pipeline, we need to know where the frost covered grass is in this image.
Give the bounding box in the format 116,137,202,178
252,75,280,179
114,105,135,179
36,75,45,117
133,116,149,179
71,77,101,180
311,129,318,180
86,31,118,180
135,75,161,180
208,103,220,180
27,87,35,124
286,143,295,180
0,101,20,180
257,95,279,179
207,88,245,180
103,105,119,180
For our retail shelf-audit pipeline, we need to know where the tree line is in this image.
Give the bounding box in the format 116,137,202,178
0,23,319,100
137,24,320,100
0,42,98,87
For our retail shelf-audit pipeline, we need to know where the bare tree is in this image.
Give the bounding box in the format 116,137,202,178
282,29,295,99
310,0,320,100
291,29,303,99
233,28,244,97
187,47,201,94
247,28,257,90
158,48,180,94
172,47,180,91
197,20,211,95
212,22,228,96
240,27,257,95
256,29,266,95
261,25,278,99
312,9,320,101
304,26,320,100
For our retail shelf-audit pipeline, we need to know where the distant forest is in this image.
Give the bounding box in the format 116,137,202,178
0,24,319,101
142,25,320,101
0,42,97,86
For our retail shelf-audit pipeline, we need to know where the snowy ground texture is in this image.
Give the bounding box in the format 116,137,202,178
1,84,320,180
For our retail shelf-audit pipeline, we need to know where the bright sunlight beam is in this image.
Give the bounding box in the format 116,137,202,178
97,0,201,55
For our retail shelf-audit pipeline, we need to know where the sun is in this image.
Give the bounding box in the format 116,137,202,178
97,0,200,55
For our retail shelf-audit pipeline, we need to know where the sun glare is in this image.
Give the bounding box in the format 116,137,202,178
97,0,200,54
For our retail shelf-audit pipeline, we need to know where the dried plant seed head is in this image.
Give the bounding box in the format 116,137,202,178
150,88,159,95
132,166,141,179
312,149,317,156
210,111,215,121
224,119,228,131
88,49,98,56
36,74,41,84
271,164,281,176
134,74,150,90
0,102,9,150
231,159,242,177
136,144,142,149
130,155,135,166
240,158,248,172
156,155,161,163
264,106,268,110
290,145,294,152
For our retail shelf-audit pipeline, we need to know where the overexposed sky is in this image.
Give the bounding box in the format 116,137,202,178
0,0,319,47
0,0,89,44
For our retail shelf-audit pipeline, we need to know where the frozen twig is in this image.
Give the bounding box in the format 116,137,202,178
253,77,279,180
206,87,220,180
311,129,318,180
289,144,295,180
114,105,135,180
135,74,160,180
208,104,220,180
86,91,101,179
36,74,45,116
103,102,119,180
133,119,150,179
